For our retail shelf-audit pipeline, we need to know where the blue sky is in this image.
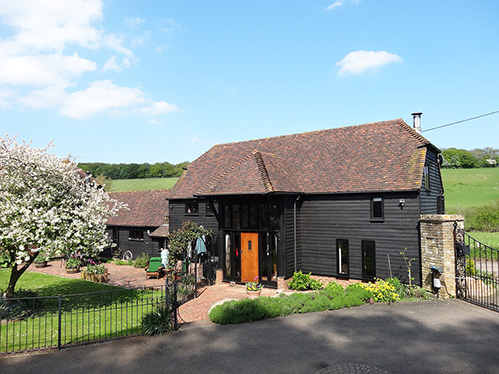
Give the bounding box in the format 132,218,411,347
1,0,498,164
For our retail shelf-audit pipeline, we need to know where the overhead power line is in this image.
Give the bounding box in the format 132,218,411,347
422,110,499,133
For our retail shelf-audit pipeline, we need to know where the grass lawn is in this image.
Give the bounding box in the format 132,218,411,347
109,177,178,192
0,269,120,296
441,168,499,212
466,231,499,250
0,270,166,353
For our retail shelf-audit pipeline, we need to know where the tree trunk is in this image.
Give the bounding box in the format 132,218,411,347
5,254,36,299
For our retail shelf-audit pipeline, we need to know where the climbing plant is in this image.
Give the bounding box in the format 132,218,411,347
168,221,213,270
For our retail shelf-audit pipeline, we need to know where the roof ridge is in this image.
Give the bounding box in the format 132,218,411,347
396,119,432,146
195,150,258,195
208,119,404,149
252,150,275,193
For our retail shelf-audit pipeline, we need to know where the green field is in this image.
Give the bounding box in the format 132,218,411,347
441,168,499,248
109,177,178,192
441,168,499,213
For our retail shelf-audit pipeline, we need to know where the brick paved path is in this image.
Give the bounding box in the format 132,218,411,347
28,261,279,325
177,284,278,327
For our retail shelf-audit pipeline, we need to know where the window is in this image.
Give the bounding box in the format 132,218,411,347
337,239,349,276
437,195,445,214
424,165,430,190
129,230,144,241
362,240,376,278
185,201,198,214
206,203,214,216
371,198,384,220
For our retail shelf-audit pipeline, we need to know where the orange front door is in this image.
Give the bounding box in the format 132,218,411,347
241,233,259,283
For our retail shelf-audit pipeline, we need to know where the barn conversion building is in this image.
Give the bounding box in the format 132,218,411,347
167,118,445,288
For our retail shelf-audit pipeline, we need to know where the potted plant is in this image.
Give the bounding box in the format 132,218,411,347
65,255,81,273
33,253,49,268
245,277,263,298
82,260,108,282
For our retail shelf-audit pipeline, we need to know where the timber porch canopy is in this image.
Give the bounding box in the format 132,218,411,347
167,119,442,287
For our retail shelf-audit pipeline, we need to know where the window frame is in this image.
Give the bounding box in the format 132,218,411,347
129,230,144,241
362,240,376,279
424,165,430,190
370,197,384,221
336,239,349,277
185,201,199,215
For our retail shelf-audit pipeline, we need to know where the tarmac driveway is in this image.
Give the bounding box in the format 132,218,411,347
1,299,499,374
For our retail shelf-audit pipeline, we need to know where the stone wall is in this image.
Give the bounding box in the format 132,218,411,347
420,214,464,297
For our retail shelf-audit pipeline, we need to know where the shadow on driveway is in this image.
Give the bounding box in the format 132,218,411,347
1,299,499,374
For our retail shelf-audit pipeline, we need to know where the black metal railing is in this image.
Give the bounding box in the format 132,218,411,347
455,228,499,312
0,274,197,354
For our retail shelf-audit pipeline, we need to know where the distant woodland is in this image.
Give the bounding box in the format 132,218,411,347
78,161,190,179
441,147,498,168
78,147,497,181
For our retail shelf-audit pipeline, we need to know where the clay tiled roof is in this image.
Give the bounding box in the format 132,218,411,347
107,190,169,227
169,119,436,199
149,224,170,238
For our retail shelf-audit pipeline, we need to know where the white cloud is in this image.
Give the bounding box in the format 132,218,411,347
190,136,200,142
0,1,180,119
125,16,145,28
140,101,181,116
60,80,146,119
0,53,96,87
101,56,130,72
0,0,104,52
336,50,402,76
326,1,343,10
19,86,66,109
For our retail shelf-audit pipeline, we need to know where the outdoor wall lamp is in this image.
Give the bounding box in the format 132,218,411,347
399,199,406,207
430,266,443,298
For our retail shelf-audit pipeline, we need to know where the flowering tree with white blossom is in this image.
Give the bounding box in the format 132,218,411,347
0,135,123,299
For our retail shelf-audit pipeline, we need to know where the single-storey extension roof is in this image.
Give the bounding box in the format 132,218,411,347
169,119,438,199
107,190,168,227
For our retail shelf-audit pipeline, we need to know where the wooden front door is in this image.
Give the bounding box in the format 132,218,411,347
241,233,259,283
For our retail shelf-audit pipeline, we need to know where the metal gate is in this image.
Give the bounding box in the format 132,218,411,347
455,224,499,311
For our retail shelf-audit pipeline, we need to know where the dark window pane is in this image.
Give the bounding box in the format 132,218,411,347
250,205,258,228
259,204,269,228
224,205,232,228
232,205,240,229
241,205,249,228
362,240,376,278
371,198,383,219
185,201,198,214
337,239,349,275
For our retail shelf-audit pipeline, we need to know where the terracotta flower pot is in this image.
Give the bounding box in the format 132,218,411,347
246,289,262,299
66,267,80,274
34,261,48,268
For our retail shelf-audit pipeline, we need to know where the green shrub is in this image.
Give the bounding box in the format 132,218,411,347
141,305,172,336
114,259,128,265
466,258,476,276
288,271,324,291
386,277,405,299
0,252,12,268
464,201,499,232
324,281,343,293
133,253,150,268
357,278,400,303
209,284,370,325
0,288,43,319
